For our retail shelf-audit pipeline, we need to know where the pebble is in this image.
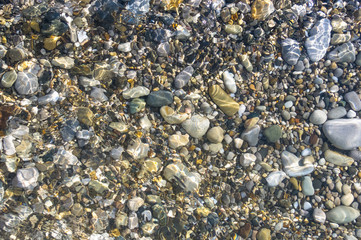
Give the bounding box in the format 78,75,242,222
302,176,315,196
266,171,287,187
256,228,271,240
328,42,356,63
324,149,354,166
129,98,146,114
146,90,173,107
309,110,327,125
305,18,332,62
3,135,16,156
356,53,361,66
128,212,139,230
51,56,75,69
206,126,224,143
281,38,301,65
38,90,60,105
323,119,361,150
241,125,260,147
174,66,194,89
327,107,347,119
168,133,189,149
222,71,237,93
127,138,149,159
331,32,351,45
331,16,348,33
77,107,94,126
1,70,17,88
263,125,282,143
13,167,39,191
225,24,243,34
15,72,39,95
7,48,26,63
326,206,360,224
341,193,354,206
117,42,132,52
127,197,144,212
251,0,275,21
163,162,201,192
281,151,314,177
209,85,239,116
344,91,361,111
347,110,357,118
313,208,326,224
160,106,188,124
240,153,257,168
182,115,210,139
122,86,150,99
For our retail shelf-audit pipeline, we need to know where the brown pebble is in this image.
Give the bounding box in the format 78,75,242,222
309,133,319,145
239,222,252,238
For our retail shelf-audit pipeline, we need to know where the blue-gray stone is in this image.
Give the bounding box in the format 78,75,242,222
328,42,356,63
174,66,194,89
281,38,301,65
127,0,149,15
302,176,315,196
344,91,361,111
305,19,332,62
14,72,39,95
326,206,360,224
147,90,173,107
327,106,347,119
323,119,361,150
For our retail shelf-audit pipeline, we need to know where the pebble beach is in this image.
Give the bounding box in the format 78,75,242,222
1,0,361,239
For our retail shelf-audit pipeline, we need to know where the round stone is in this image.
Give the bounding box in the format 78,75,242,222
256,228,271,240
309,110,327,125
14,72,39,95
182,115,210,139
146,90,173,107
1,70,17,88
206,126,224,143
302,176,315,196
263,125,282,143
326,206,360,224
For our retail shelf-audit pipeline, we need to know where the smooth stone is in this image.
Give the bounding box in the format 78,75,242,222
347,110,356,118
110,146,124,160
139,116,152,130
129,98,146,114
51,56,75,69
309,110,327,125
182,115,210,139
7,48,26,63
206,126,224,143
157,42,170,57
1,70,17,88
326,206,360,224
53,148,79,167
128,212,139,230
344,91,361,111
331,32,351,45
209,85,239,116
123,86,150,99
266,171,287,187
118,42,131,52
305,18,332,62
38,90,59,105
77,107,94,126
328,42,356,63
0,45,7,58
251,0,275,20
15,72,39,95
146,90,173,107
356,53,361,66
88,180,108,194
142,157,162,173
240,53,253,72
281,151,314,177
240,153,256,167
341,193,354,206
281,38,301,65
160,106,188,124
163,162,201,192
313,208,326,223
334,68,343,78
90,88,108,102
208,143,223,153
3,135,16,155
127,197,144,212
331,16,347,33
174,66,194,89
323,119,361,150
324,150,354,166
223,71,237,93
302,176,315,196
168,133,189,149
256,228,271,240
263,125,282,143
328,107,347,119
349,150,361,161
127,138,149,159
109,122,128,133
13,167,39,190
241,125,260,147
225,24,243,34
281,110,291,120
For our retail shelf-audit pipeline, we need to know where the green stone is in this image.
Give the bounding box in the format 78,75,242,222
152,203,167,226
129,98,146,114
209,85,239,116
1,70,17,88
88,180,108,194
263,125,282,143
77,107,94,126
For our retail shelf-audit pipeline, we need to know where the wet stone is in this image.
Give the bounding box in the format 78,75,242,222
251,0,275,21
168,133,189,149
209,85,239,116
266,171,287,187
160,106,188,124
163,162,201,192
90,88,108,102
302,176,315,196
127,0,150,15
344,91,361,111
127,138,149,159
77,107,94,126
127,197,144,212
323,119,361,150
14,72,39,95
313,208,326,224
223,70,237,93
157,42,170,57
174,66,194,89
7,48,26,63
123,86,150,99
331,32,351,45
305,19,332,62
281,38,301,65
241,125,260,147
326,206,360,224
52,56,75,69
146,90,173,107
129,98,146,114
257,228,271,240
207,126,224,143
13,167,39,191
1,70,17,88
328,42,356,63
309,110,327,125
3,135,16,155
328,107,347,119
38,90,60,105
182,115,210,139
281,151,314,177
225,25,243,34
41,19,69,36
263,125,282,143
324,150,354,166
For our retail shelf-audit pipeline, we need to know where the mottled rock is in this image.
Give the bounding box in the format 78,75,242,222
331,32,351,45
257,228,271,240
52,56,75,69
209,85,239,116
326,206,360,224
225,25,243,34
13,167,39,190
328,42,356,63
266,171,287,187
281,38,301,65
127,138,149,159
127,197,144,212
168,133,189,149
222,71,237,93
15,72,39,95
38,90,59,105
163,162,201,192
7,48,26,63
323,119,361,150
1,70,17,88
123,86,150,99
147,90,173,107
313,208,326,223
129,98,146,114
3,135,16,155
281,151,314,177
240,153,256,167
182,115,210,139
305,19,332,62
174,66,194,89
160,106,188,124
324,150,354,166
77,107,94,126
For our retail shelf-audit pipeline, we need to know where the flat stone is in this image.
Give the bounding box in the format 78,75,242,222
77,107,94,126
206,126,224,143
344,91,361,111
251,0,275,20
223,71,237,93
263,125,282,143
209,85,239,116
15,72,39,95
323,119,361,150
13,167,39,191
127,197,144,212
1,70,17,88
182,115,210,139
118,42,131,52
313,208,326,223
305,18,332,62
281,151,314,177
146,90,173,107
281,38,301,65
266,171,287,187
326,206,360,224
168,133,189,149
328,107,347,119
331,32,351,45
225,25,243,34
51,56,75,69
160,106,188,124
157,42,170,57
127,138,149,159
174,66,194,89
309,110,327,125
324,150,354,166
328,42,356,63
241,125,260,146
302,176,315,196
123,86,150,99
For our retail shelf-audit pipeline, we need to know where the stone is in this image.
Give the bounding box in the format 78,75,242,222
15,72,39,95
341,193,354,206
110,146,124,160
251,0,275,21
127,0,150,15
109,122,128,133
53,148,79,167
209,85,239,116
324,150,354,166
139,115,152,130
263,125,282,143
127,138,149,159
326,206,360,224
38,90,59,105
0,45,7,58
328,42,356,63
356,53,361,66
152,204,167,226
117,42,132,52
174,66,194,89
147,90,173,107
257,228,271,240
240,153,256,167
344,91,361,111
122,86,150,99
206,126,224,143
331,16,347,33
181,115,210,139
305,18,332,62
241,125,260,147
88,180,109,194
128,212,139,229
328,107,347,119
160,106,188,124
323,119,361,150
222,71,237,93
309,110,327,125
13,167,39,191
77,107,94,126
142,157,162,173
240,53,253,72
163,162,201,192
90,88,108,102
44,36,61,50
127,197,144,212
7,48,26,63
208,143,223,153
225,25,243,34
157,42,170,57
51,56,75,69
71,203,84,216
129,98,146,114
331,32,351,45
313,208,326,224
266,171,287,187
41,19,68,36
3,135,16,155
281,38,301,65
168,133,189,149
142,222,158,236
1,70,17,88
281,151,314,177
302,176,315,196
239,223,252,239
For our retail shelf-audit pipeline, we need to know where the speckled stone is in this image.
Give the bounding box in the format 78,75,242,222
14,72,39,95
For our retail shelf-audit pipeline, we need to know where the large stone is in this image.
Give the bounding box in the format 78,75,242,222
263,125,282,143
309,110,327,125
328,42,356,63
251,0,275,21
146,90,173,107
206,126,224,143
281,38,301,65
256,228,271,240
13,167,39,191
324,150,354,166
323,119,361,150
241,125,260,146
52,56,75,69
182,115,210,139
209,85,239,116
344,91,361,111
160,106,188,124
14,72,39,95
305,18,332,62
7,48,26,63
326,206,360,224
123,86,150,99
313,208,326,224
281,151,314,177
174,66,194,89
266,171,287,187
